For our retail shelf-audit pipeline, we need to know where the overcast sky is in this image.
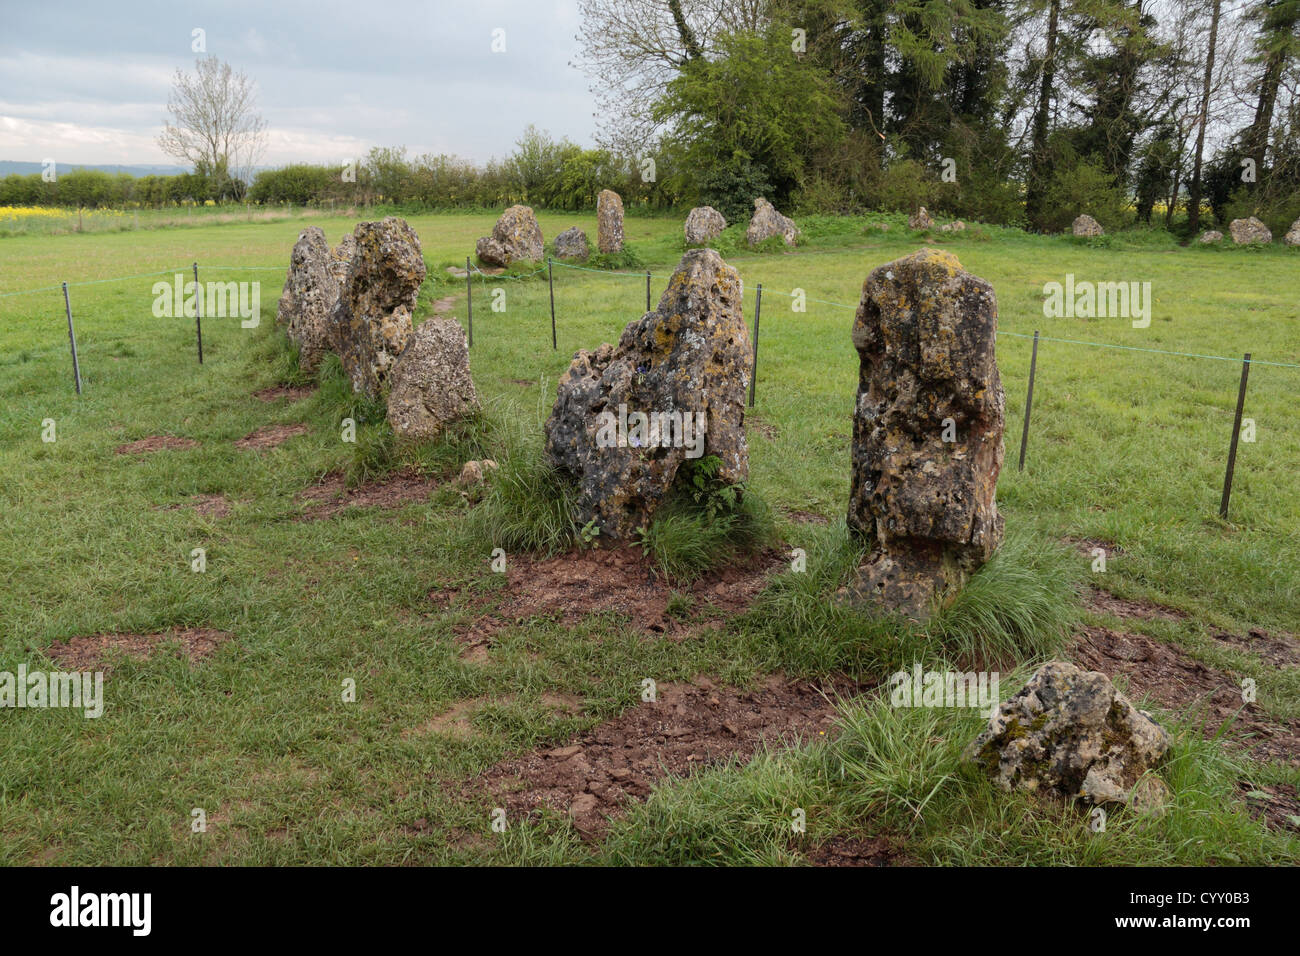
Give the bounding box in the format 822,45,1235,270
0,0,599,167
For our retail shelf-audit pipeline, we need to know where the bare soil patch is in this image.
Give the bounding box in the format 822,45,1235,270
235,423,309,449
468,673,858,837
253,385,316,402
162,493,231,519
1071,625,1299,765
1085,588,1186,622
1238,782,1300,833
429,295,458,316
802,833,911,867
115,435,199,455
785,509,829,525
1211,628,1300,669
45,627,233,674
451,546,784,650
296,468,438,519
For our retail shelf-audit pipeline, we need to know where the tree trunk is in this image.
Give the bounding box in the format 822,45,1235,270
1025,0,1061,230
1187,0,1222,235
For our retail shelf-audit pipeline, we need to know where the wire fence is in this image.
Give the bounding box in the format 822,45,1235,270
4,243,1296,519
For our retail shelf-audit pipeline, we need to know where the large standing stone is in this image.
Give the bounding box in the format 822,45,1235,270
596,189,625,254
963,661,1171,811
276,227,340,374
1229,216,1272,245
684,206,727,245
329,216,426,399
553,226,589,260
1283,218,1300,247
845,248,1005,619
908,207,934,230
746,197,799,247
475,205,544,266
386,318,480,441
329,233,356,285
1072,214,1104,237
544,248,751,539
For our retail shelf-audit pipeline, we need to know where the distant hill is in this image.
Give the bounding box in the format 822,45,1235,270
0,161,193,178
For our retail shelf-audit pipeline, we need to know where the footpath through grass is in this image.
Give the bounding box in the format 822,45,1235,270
0,210,1297,864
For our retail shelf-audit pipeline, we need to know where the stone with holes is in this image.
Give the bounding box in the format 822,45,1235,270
544,248,751,538
276,227,340,374
554,226,590,260
329,217,426,399
963,661,1171,811
745,197,799,248
1229,216,1271,245
684,206,727,245
1072,214,1104,237
597,189,625,254
908,207,934,230
476,204,544,266
844,248,1005,619
386,318,479,441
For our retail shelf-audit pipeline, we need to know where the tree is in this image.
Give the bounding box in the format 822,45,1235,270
158,56,267,201
1187,0,1223,233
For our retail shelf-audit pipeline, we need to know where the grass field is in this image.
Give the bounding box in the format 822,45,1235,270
1,210,1297,865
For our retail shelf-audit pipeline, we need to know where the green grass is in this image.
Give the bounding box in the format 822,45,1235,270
0,208,1297,865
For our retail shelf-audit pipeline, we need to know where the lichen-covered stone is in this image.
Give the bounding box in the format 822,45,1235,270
276,227,340,374
476,205,544,266
1199,230,1224,244
745,197,799,247
543,248,751,539
1072,214,1103,237
939,220,966,233
844,248,1005,619
1283,218,1300,247
1229,216,1271,244
553,226,590,260
329,216,426,399
386,318,479,441
596,189,624,254
684,206,726,245
963,661,1171,811
908,207,934,230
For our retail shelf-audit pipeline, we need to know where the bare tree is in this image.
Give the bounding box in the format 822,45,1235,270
159,56,267,200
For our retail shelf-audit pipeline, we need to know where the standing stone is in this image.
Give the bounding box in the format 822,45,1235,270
845,248,1005,619
276,227,340,374
553,226,590,260
1229,216,1271,245
544,248,751,539
386,318,480,441
1072,214,1104,237
908,207,934,230
476,205,544,266
1199,230,1224,244
330,216,426,399
746,197,799,247
596,189,625,254
329,233,356,285
684,206,727,245
963,661,1171,811
1283,218,1300,247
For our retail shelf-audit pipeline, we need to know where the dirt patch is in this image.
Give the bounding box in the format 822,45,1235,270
1071,625,1299,765
1211,629,1300,669
451,545,784,648
1237,782,1300,833
468,674,858,837
1085,588,1186,622
162,493,230,519
508,378,535,387
802,833,910,867
296,468,438,519
253,385,316,402
44,627,233,674
429,295,458,316
235,423,309,449
115,435,199,455
749,420,779,440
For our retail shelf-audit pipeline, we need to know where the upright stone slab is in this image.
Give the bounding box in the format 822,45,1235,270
908,206,934,230
596,189,625,254
845,248,1005,618
745,197,799,247
684,206,726,245
386,318,480,441
276,227,340,374
553,226,590,260
1283,218,1300,246
476,205,544,266
544,248,751,539
330,216,426,399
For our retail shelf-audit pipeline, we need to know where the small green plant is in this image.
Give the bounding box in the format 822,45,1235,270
665,592,694,621
579,519,601,549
